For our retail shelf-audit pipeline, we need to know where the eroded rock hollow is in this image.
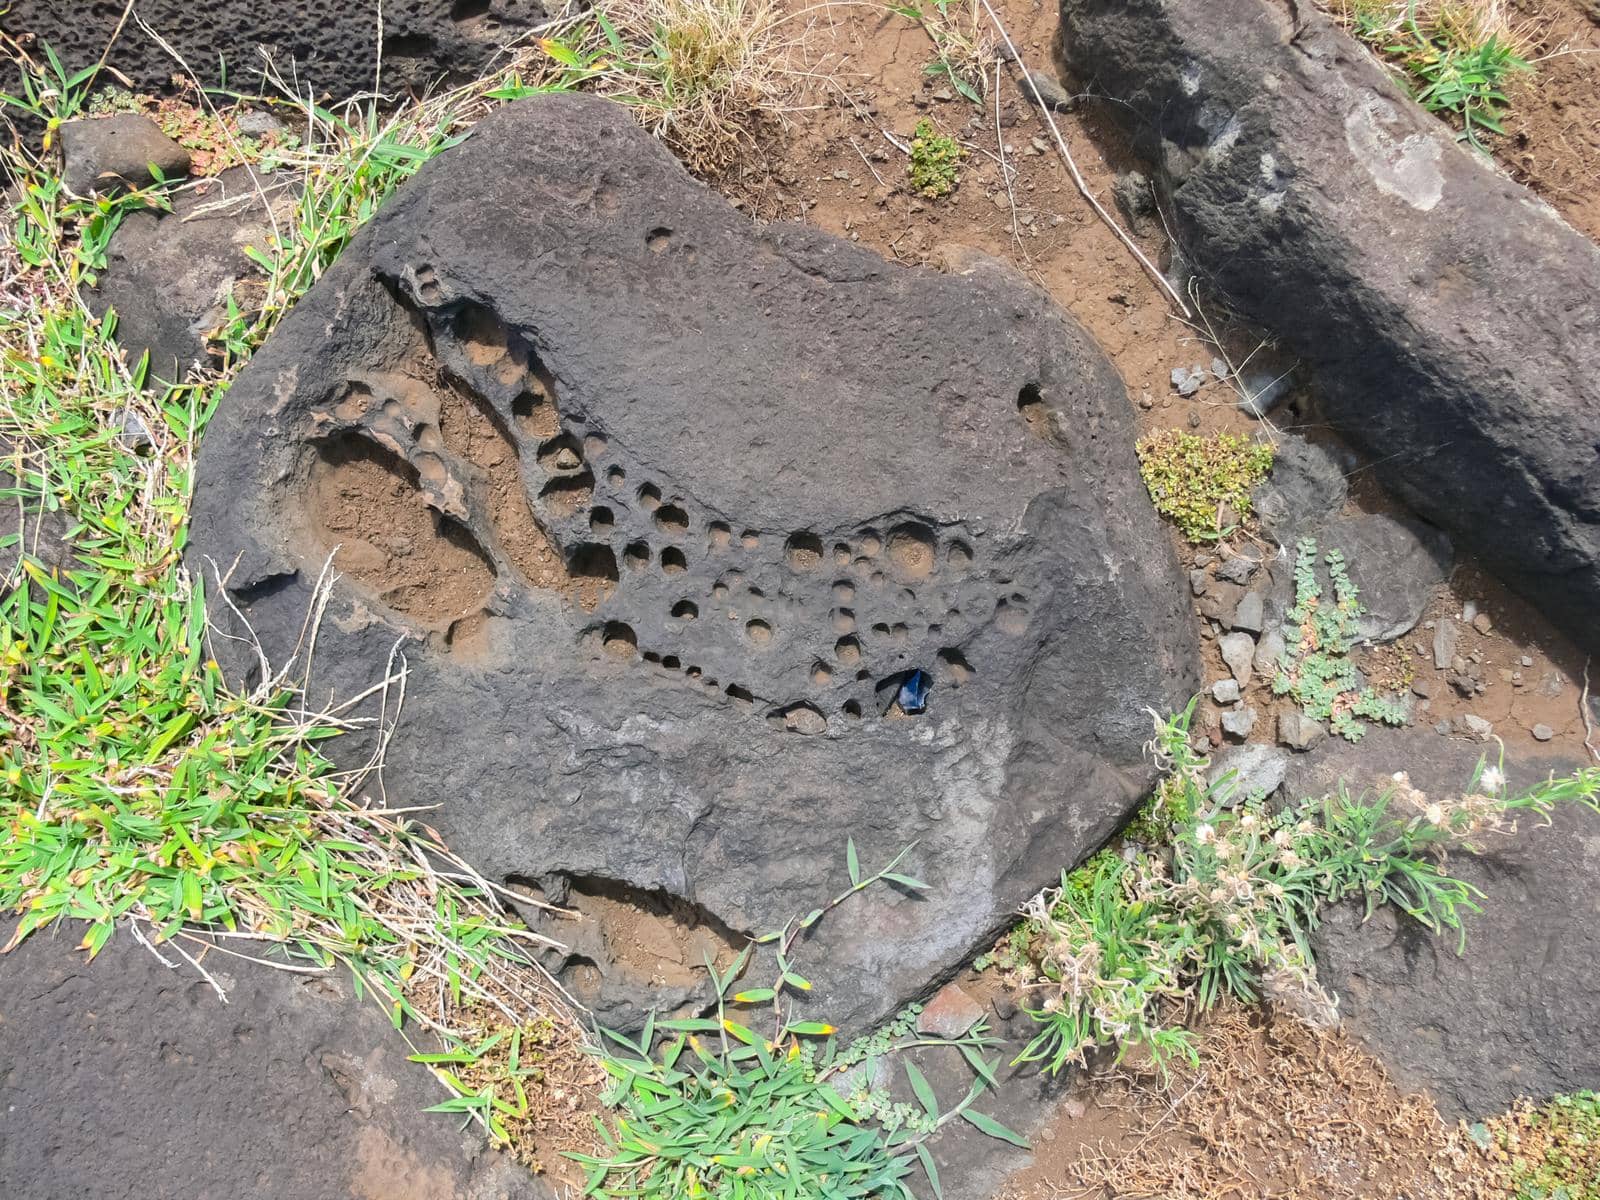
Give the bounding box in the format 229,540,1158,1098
190,94,1198,1028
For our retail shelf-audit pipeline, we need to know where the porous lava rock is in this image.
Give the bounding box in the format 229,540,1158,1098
0,926,551,1199
1057,0,1600,656
189,94,1198,1030
3,0,546,114
1284,727,1600,1118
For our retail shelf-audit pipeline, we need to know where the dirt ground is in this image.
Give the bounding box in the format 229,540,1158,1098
1503,0,1600,243
993,1004,1502,1200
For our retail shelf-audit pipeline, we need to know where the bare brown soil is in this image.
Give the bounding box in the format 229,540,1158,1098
996,1004,1501,1200
1502,0,1600,242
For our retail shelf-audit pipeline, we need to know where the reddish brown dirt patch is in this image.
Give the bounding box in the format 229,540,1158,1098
1501,0,1600,242
997,1005,1499,1200
309,436,495,624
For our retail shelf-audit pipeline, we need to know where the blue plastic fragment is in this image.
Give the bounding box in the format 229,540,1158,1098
896,669,932,714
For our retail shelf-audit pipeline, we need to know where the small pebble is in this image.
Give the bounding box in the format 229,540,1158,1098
1472,612,1494,636
1211,679,1242,704
1520,655,1533,667
1532,723,1555,742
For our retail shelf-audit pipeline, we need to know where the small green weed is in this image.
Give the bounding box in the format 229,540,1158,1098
571,841,1025,1198
1272,537,1409,741
1002,703,1600,1075
907,119,965,198
1135,429,1273,543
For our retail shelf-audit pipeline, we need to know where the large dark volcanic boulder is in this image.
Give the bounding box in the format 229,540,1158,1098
189,94,1197,1029
1057,0,1600,656
4,0,544,110
1284,728,1600,1118
0,927,549,1199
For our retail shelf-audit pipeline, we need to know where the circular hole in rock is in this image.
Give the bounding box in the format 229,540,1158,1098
832,580,856,604
784,532,824,572
741,529,761,549
623,541,651,571
835,635,862,664
708,521,732,550
661,547,688,574
671,599,699,621
831,608,856,634
811,661,833,685
857,531,882,557
947,539,973,573
647,226,672,253
726,683,754,705
662,655,681,670
772,701,827,735
637,482,662,510
746,619,773,645
842,700,862,718
937,647,974,684
655,504,689,536
590,506,615,533
607,465,626,487
886,522,936,580
832,543,852,566
602,622,637,659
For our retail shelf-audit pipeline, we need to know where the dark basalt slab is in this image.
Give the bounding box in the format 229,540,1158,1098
189,94,1198,1029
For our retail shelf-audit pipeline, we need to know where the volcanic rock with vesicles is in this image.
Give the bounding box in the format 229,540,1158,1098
188,95,1198,1030
1057,0,1600,656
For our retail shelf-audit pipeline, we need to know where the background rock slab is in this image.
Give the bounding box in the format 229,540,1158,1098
1058,0,1600,656
3,1,544,114
188,94,1199,1030
1285,726,1600,1118
0,929,548,1200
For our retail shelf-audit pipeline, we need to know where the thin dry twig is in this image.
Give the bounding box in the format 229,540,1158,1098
974,0,1192,318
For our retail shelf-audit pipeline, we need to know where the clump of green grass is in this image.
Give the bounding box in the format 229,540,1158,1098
1000,703,1600,1075
907,118,965,198
1332,0,1533,150
0,44,600,1153
1135,429,1273,543
1272,537,1409,742
572,842,1025,1199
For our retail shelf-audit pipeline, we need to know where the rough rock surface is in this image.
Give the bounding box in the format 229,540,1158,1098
89,166,298,383
1284,727,1600,1118
59,113,190,195
1263,512,1451,645
1058,0,1600,655
0,926,549,1199
5,1,546,114
188,94,1198,1030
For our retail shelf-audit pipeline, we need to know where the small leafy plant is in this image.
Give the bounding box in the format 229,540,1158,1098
907,119,965,199
1135,429,1274,543
571,842,1024,1198
1472,1089,1600,1200
1001,704,1600,1075
1272,537,1409,741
